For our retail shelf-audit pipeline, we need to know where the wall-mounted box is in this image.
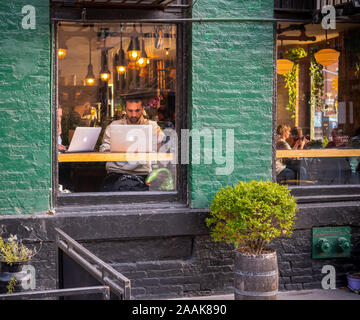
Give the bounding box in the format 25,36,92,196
312,226,351,259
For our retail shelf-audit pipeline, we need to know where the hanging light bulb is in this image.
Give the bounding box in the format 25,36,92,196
277,59,294,75
100,33,111,82
276,40,293,75
315,29,340,67
100,51,111,82
115,24,126,75
85,36,95,86
315,48,340,67
85,64,96,85
165,48,169,56
127,24,141,62
58,38,68,60
137,38,148,68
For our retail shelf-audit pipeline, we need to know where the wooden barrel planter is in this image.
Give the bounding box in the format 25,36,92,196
234,250,278,300
0,261,33,294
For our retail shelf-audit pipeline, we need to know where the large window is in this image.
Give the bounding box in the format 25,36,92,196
276,22,360,186
57,22,178,194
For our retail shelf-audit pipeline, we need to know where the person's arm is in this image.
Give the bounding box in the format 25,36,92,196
293,138,306,150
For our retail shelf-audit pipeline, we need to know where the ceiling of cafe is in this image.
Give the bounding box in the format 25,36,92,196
276,22,359,46
58,22,176,85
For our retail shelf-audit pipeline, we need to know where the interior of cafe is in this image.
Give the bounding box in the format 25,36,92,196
57,22,177,193
276,22,360,186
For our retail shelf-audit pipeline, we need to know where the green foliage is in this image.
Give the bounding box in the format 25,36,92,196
285,47,307,63
206,180,298,254
283,48,308,119
0,235,38,264
6,276,17,294
309,49,324,111
322,136,329,148
284,64,298,119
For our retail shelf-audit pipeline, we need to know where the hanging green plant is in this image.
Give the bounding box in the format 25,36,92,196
284,47,308,62
309,49,324,111
282,48,307,119
283,64,298,119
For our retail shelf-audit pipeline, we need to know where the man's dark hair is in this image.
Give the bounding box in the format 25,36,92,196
124,92,143,104
125,97,143,104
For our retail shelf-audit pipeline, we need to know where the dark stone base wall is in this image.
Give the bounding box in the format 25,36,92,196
272,227,360,291
0,202,359,299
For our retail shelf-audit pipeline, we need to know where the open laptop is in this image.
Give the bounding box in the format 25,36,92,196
110,125,153,153
66,127,101,153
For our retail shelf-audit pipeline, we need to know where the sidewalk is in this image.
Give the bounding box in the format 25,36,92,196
174,287,360,300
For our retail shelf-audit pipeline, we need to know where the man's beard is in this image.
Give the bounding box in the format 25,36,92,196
127,116,140,124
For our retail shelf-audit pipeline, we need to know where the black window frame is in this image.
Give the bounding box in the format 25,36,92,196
51,4,190,208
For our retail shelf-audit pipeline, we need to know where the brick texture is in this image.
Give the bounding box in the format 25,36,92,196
0,1,51,215
190,0,274,208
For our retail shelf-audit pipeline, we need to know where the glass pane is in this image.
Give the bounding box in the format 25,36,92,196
276,22,360,186
57,23,177,193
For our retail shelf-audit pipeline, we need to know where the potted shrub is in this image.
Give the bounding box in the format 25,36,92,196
206,180,298,300
0,234,38,294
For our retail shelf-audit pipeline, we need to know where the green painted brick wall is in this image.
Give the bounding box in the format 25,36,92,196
0,1,51,215
190,0,274,208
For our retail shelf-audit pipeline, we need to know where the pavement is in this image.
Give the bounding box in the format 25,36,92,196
173,287,360,300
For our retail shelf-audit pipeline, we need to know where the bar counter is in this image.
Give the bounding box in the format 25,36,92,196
58,152,175,162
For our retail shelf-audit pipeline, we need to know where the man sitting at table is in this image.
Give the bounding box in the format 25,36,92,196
99,95,165,192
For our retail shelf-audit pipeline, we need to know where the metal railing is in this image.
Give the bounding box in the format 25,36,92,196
0,286,110,300
55,228,131,300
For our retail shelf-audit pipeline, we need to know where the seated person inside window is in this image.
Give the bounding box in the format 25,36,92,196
99,95,165,192
319,128,352,184
289,127,309,149
326,128,347,148
276,124,307,183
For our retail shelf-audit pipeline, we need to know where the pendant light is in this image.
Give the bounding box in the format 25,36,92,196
277,40,294,75
85,35,95,86
315,30,340,67
100,34,111,82
100,52,111,81
58,37,68,60
137,24,149,68
127,24,141,62
115,24,126,75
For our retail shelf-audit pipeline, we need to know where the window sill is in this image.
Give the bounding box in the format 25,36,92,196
56,191,180,207
289,184,360,204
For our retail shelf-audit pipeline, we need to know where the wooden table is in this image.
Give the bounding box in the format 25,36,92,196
58,152,175,163
276,149,360,158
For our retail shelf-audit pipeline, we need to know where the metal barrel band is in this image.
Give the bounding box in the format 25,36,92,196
234,288,278,297
235,270,278,277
